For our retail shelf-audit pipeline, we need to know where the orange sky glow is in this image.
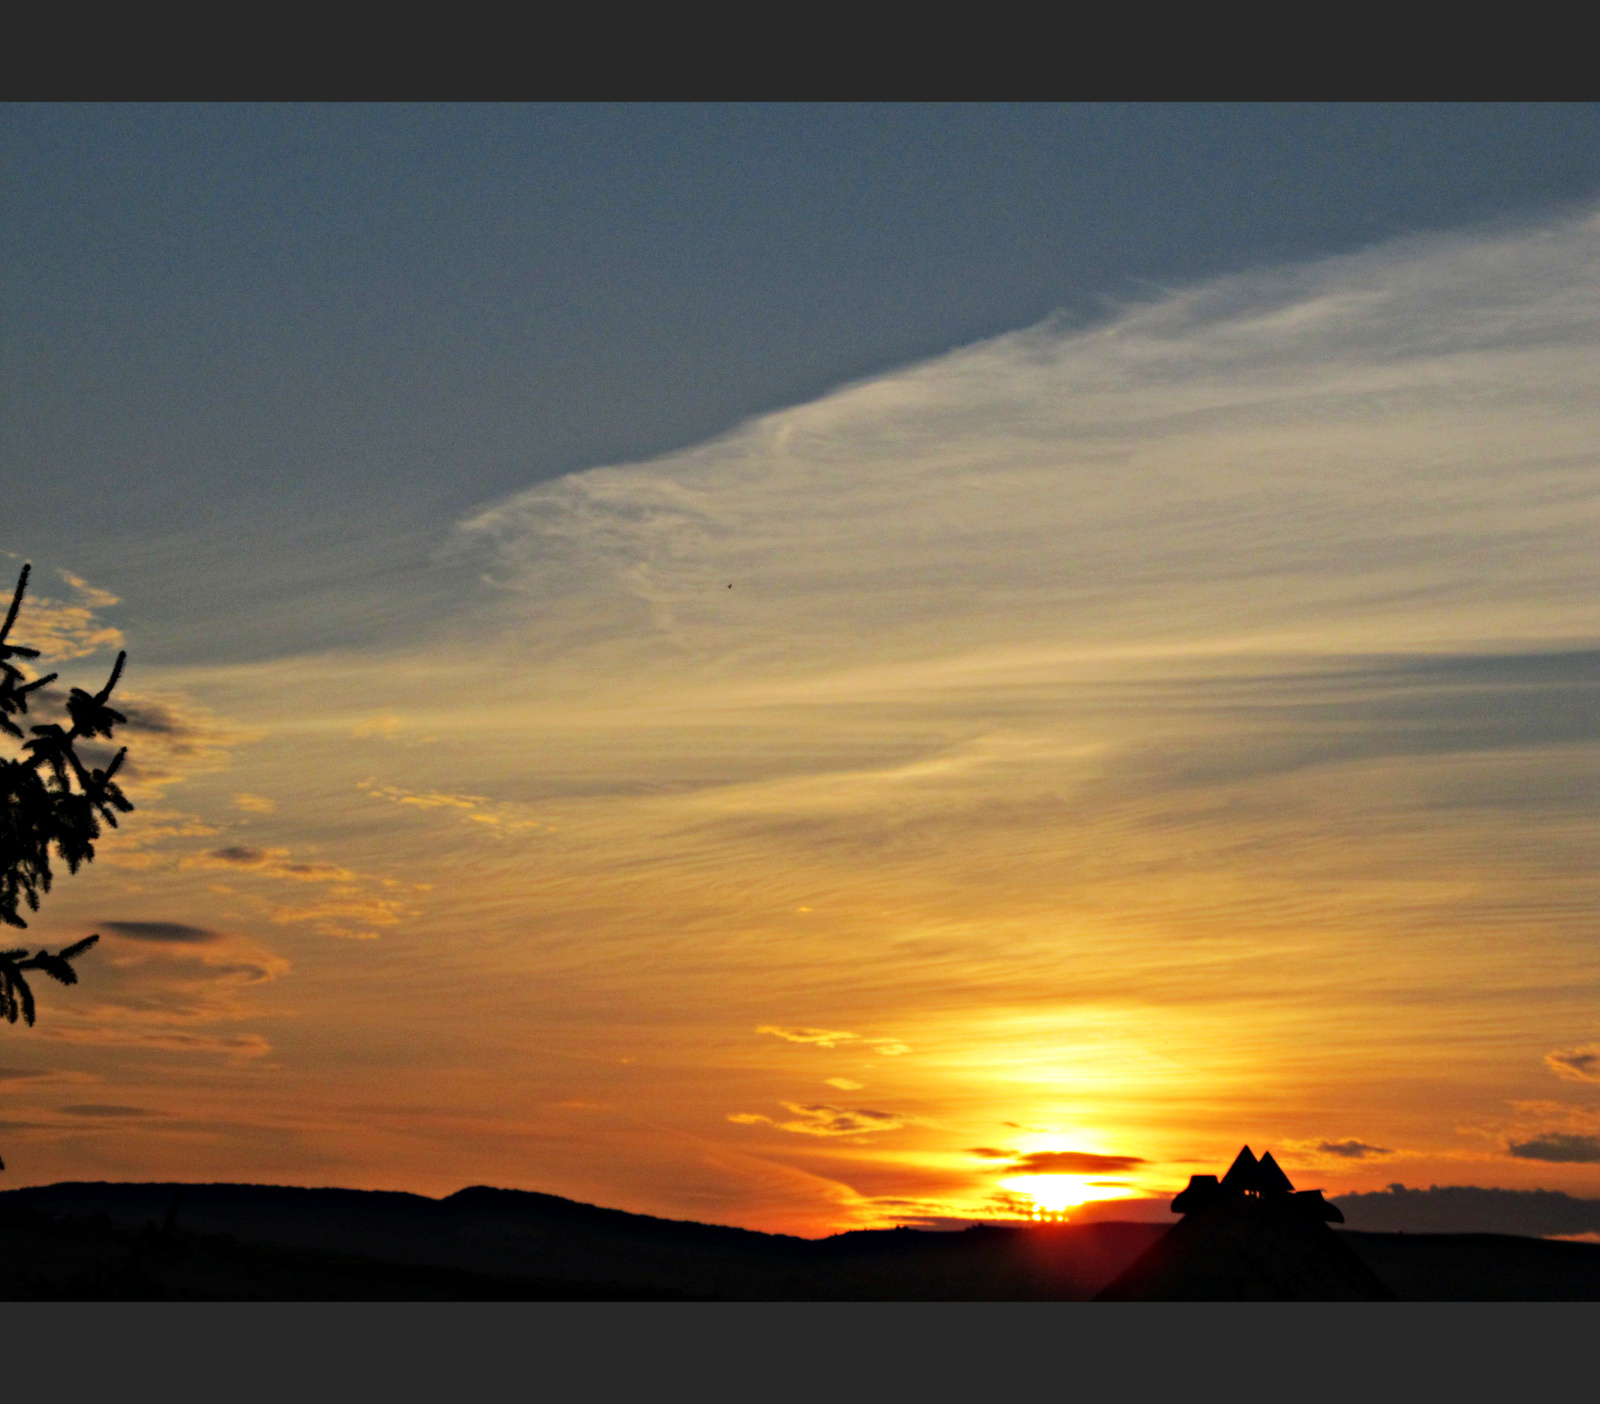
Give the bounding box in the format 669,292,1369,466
5,210,1599,1237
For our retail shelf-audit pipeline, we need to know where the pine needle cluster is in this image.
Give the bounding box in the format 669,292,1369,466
0,561,129,1150
1,563,131,935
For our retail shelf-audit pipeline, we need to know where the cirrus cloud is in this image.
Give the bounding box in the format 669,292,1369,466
729,1103,909,1137
756,1027,910,1055
757,1026,857,1048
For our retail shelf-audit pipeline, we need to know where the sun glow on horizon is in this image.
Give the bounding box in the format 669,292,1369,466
998,1174,1135,1215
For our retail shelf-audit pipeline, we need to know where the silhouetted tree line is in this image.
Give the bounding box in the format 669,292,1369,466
0,563,127,1168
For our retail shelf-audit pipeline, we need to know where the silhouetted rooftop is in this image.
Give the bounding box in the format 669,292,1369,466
1096,1146,1396,1301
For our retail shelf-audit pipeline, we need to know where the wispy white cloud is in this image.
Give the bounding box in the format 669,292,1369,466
453,210,1600,687
390,211,1600,986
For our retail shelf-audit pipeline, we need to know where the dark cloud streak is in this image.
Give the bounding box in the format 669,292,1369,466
206,846,267,865
997,1151,1146,1175
101,921,220,945
1337,1185,1600,1236
1507,1134,1600,1164
1316,1139,1392,1159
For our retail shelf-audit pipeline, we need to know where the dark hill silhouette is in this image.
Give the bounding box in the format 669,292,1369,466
0,1198,687,1300
1342,1230,1600,1301
6,1175,1600,1300
1,1180,1162,1299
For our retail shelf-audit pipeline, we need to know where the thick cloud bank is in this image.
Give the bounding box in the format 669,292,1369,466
1337,1185,1600,1237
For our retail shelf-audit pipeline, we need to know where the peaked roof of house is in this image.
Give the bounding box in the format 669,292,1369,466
1095,1145,1397,1301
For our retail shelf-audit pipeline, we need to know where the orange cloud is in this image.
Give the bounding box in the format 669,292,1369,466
358,780,549,835
729,1103,910,1137
757,1026,856,1048
755,1027,909,1055
1546,1047,1600,1084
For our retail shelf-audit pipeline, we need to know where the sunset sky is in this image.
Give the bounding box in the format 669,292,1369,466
3,104,1599,1236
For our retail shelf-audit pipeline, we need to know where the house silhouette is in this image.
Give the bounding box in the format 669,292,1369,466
1095,1146,1397,1300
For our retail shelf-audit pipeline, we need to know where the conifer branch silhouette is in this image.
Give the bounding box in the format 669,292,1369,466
1,562,127,1171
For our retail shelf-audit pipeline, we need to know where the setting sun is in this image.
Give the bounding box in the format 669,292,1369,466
1000,1176,1135,1216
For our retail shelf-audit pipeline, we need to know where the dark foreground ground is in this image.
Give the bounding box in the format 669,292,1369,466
3,1182,1599,1300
